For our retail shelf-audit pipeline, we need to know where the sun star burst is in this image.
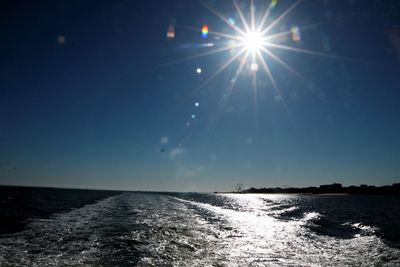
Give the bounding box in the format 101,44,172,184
163,0,363,129
241,30,265,53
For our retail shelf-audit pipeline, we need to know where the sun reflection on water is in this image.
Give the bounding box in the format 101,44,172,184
175,193,400,266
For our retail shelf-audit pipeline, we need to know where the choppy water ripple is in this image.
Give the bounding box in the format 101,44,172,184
0,192,400,266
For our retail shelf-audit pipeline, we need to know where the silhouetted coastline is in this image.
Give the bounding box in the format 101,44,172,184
217,183,400,195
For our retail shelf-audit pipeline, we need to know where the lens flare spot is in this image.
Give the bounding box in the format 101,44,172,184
251,63,258,72
270,0,278,8
202,24,209,38
167,19,176,39
57,35,66,44
160,136,169,144
291,26,301,42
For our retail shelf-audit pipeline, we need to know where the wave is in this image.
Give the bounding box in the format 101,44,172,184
1,192,399,266
0,194,120,266
168,193,400,266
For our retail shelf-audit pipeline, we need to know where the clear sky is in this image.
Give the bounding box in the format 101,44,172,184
1,0,400,192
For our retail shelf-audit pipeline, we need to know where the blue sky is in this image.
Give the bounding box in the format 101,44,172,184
1,0,400,191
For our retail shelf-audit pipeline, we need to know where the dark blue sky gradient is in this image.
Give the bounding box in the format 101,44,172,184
1,0,400,191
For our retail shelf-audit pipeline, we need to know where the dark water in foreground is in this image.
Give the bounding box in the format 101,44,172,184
0,187,400,266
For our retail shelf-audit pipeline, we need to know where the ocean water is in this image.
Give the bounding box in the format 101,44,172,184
0,187,399,266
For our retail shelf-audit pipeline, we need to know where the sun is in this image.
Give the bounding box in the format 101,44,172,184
242,31,264,53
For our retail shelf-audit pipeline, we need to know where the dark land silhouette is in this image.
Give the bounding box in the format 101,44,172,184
219,183,400,195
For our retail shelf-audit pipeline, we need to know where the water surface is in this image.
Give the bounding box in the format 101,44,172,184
0,188,399,266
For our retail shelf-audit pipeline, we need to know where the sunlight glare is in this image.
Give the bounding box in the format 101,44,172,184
243,31,264,53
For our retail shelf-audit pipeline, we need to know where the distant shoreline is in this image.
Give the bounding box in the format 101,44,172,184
216,182,400,195
216,192,353,196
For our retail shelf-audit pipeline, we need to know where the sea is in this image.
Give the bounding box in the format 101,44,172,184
0,186,399,266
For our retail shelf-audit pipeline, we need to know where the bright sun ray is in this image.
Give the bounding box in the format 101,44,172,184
233,0,251,33
260,47,306,82
265,42,368,63
209,50,250,131
256,49,293,120
250,0,256,31
261,0,302,36
257,3,272,33
264,15,353,42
